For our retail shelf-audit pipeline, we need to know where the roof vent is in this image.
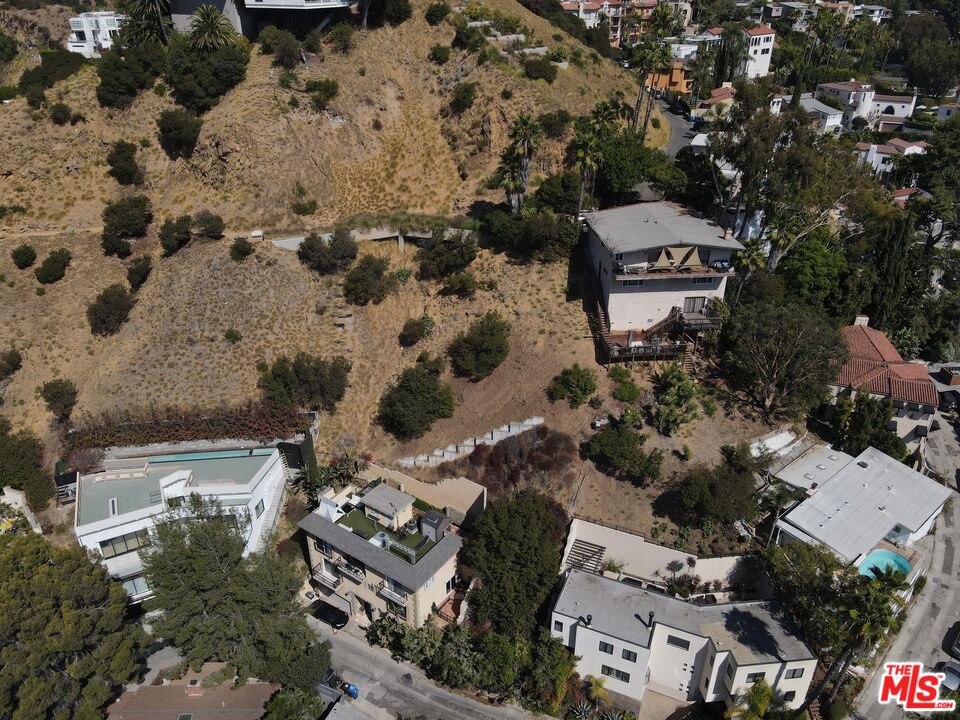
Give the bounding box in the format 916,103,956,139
108,497,118,517
586,614,593,626
828,455,838,461
857,461,869,468
816,464,827,470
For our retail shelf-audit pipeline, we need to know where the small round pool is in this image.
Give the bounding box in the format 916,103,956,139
858,549,911,578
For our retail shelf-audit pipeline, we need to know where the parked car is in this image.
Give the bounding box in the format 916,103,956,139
939,662,960,693
670,99,690,116
940,390,958,412
950,621,960,659
312,600,349,629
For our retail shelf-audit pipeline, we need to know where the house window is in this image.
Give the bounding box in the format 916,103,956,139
785,668,804,679
554,620,564,632
622,649,637,662
601,665,631,683
255,499,265,518
666,635,691,651
445,577,455,593
177,715,193,720
599,641,614,654
614,253,623,261
691,277,712,285
783,691,796,702
122,574,150,596
725,663,734,678
747,672,766,683
313,538,331,556
621,279,644,287
100,530,149,559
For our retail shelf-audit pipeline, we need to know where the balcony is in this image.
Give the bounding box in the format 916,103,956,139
377,581,407,605
311,566,342,590
335,560,365,583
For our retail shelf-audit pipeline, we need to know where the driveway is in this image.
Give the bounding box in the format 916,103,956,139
855,498,960,719
926,411,960,486
659,100,696,158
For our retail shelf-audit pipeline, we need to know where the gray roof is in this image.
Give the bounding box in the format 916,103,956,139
299,511,462,591
554,571,814,665
774,444,854,491
584,202,744,254
779,447,953,562
780,93,843,117
361,483,414,517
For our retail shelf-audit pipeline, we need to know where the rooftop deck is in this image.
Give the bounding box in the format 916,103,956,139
337,507,435,563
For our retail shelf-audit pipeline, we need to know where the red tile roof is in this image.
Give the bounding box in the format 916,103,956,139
745,24,775,35
835,325,938,406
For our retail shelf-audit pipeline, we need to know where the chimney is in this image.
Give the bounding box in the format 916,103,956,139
648,611,655,628
186,679,204,697
586,614,593,626
853,315,870,326
723,227,733,241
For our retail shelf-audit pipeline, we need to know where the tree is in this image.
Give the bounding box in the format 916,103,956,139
127,256,153,290
257,352,351,411
0,348,22,380
0,29,17,63
96,42,165,108
628,40,671,135
142,496,331,687
189,5,237,51
157,108,202,159
40,378,77,422
905,40,960,98
448,312,510,380
726,677,773,720
193,209,225,239
327,22,353,53
159,215,193,255
732,237,765,308
0,534,146,719
49,102,71,125
586,675,610,708
442,271,479,298
165,35,248,113
0,421,52,510
677,443,761,525
429,44,451,64
10,244,36,269
87,284,136,336
107,140,144,185
588,421,663,486
230,237,254,262
462,491,566,637
776,229,845,308
651,364,698,435
572,120,603,217
832,394,907,460
399,315,434,347
102,195,153,255
503,114,544,214
34,248,71,284
122,0,172,45
548,364,598,408
524,57,558,82
425,1,450,25
721,302,845,419
450,82,476,113
272,30,301,68
418,230,476,279
262,689,327,720
343,255,396,305
757,481,802,546
377,360,454,440
298,229,357,274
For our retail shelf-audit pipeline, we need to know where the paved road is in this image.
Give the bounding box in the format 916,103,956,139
312,619,537,720
659,100,697,158
855,498,960,719
926,411,960,485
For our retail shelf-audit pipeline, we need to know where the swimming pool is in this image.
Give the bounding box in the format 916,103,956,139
858,548,911,578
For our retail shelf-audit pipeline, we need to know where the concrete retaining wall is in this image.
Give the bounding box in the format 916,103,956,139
397,416,544,468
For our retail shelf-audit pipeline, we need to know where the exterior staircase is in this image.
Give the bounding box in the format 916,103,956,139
644,306,681,339
682,342,696,373
564,538,607,574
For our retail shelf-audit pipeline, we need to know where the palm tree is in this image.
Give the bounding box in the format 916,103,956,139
630,41,672,137
507,114,545,201
123,0,172,45
732,237,765,308
573,122,602,218
758,481,803,546
725,677,773,720
189,5,237,52
497,151,525,215
585,675,610,709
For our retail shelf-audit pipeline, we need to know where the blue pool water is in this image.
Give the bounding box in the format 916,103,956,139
858,549,911,577
147,448,274,464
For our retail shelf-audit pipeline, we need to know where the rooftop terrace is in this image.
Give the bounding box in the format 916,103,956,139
337,507,435,562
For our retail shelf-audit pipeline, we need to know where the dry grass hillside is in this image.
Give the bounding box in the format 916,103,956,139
0,0,663,235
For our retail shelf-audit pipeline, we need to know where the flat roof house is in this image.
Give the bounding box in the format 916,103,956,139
742,25,775,79
774,93,843,134
299,481,462,628
66,12,125,58
585,202,743,359
551,570,816,710
74,447,289,602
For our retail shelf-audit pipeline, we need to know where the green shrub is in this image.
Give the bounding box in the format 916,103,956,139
230,237,254,262
537,109,571,138
589,422,663,486
399,314,435,346
102,195,152,257
10,244,36,269
165,36,248,114
0,349,23,380
0,422,51,510
40,378,77,422
192,209,225,239
612,380,640,403
343,255,397,305
913,575,927,595
34,249,71,284
258,26,284,52
273,30,302,69
157,109,202,159
305,78,338,111
545,46,567,62
87,283,135,336
304,28,325,54
418,230,476,279
442,271,479,298
291,199,318,215
257,353,351,410
608,366,630,383
96,43,165,108
328,22,353,53
127,256,153,291
0,204,26,220
24,85,44,108
429,44,451,64
0,86,17,101
107,140,144,185
377,361,454,440
450,82,476,114
298,229,357,274
224,327,242,344
448,311,510,380
159,215,193,256
19,49,85,96
49,102,71,125
452,24,485,52
0,29,16,63
523,57,557,83
425,1,451,25
651,117,661,129
378,0,413,26
500,88,512,100
548,364,597,408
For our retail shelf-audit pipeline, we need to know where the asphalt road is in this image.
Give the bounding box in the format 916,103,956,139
311,618,537,720
659,100,697,158
855,498,960,719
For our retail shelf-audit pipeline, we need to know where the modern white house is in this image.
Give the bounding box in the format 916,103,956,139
66,12,126,58
855,139,927,176
551,570,817,710
815,80,916,130
742,25,775,79
585,202,743,359
774,93,843,133
74,447,289,601
774,446,952,574
299,480,462,628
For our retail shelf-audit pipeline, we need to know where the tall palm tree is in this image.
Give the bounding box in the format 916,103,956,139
732,237,765,308
585,675,610,709
758,481,803,546
573,122,603,218
497,151,525,215
630,41,672,138
123,0,172,45
189,5,237,52
507,114,545,201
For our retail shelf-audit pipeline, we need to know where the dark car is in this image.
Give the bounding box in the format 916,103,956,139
312,600,349,629
670,99,690,116
940,391,958,412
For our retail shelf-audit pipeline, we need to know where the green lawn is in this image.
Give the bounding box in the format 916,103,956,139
337,508,435,561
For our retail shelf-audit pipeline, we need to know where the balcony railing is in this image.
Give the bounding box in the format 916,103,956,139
335,560,365,583
377,581,407,605
311,566,342,590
